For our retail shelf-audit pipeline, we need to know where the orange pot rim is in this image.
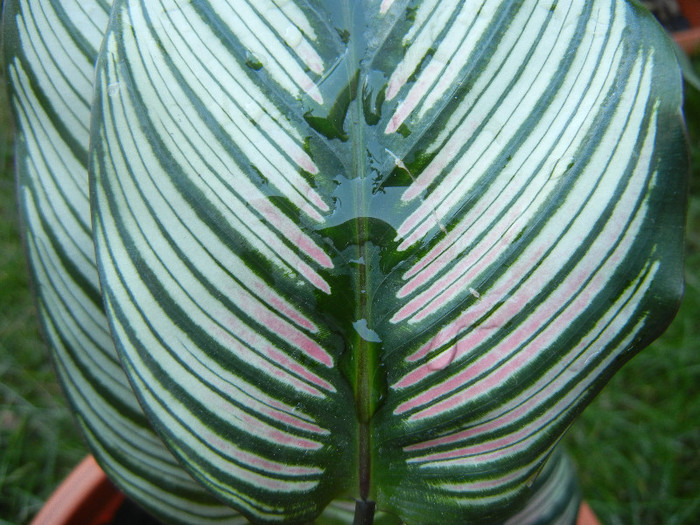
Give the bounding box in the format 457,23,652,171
30,456,124,525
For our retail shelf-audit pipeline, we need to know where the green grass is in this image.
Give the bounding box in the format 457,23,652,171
0,48,699,525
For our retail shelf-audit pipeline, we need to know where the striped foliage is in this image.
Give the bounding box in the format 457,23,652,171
88,0,684,523
1,1,245,523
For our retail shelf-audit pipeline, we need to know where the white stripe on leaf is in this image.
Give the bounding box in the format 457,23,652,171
202,0,324,102
391,2,626,323
53,0,111,53
393,53,656,406
150,3,329,216
94,114,334,395
12,81,96,279
406,262,656,465
395,1,601,241
16,0,93,139
119,2,333,287
386,0,496,132
122,347,323,491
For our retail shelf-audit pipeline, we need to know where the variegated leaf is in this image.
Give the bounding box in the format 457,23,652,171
1,0,244,522
90,0,686,523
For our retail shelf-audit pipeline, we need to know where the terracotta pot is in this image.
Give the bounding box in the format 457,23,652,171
30,456,124,525
32,455,600,525
678,0,700,26
577,501,601,525
675,0,700,53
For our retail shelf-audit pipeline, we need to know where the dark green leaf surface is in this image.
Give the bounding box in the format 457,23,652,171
89,0,684,523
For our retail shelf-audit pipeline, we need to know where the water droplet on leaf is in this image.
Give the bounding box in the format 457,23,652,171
107,82,120,97
427,345,458,371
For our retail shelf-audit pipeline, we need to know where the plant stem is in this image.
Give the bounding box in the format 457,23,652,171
356,250,372,501
358,388,371,499
353,499,376,525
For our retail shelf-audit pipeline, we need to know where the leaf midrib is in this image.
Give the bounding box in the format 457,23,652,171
344,1,374,504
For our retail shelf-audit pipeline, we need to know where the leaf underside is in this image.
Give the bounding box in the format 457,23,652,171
5,0,686,523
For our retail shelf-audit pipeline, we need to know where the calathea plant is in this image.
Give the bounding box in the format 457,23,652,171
2,0,688,523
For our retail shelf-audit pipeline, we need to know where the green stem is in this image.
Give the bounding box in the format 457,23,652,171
343,0,373,509
356,242,371,501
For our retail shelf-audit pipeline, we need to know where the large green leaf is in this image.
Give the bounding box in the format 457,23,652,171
89,0,686,523
2,0,580,522
1,1,243,522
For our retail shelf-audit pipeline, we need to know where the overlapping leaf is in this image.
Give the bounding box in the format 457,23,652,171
1,1,244,522
38,0,688,523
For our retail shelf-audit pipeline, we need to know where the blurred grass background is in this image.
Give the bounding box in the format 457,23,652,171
0,37,699,525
